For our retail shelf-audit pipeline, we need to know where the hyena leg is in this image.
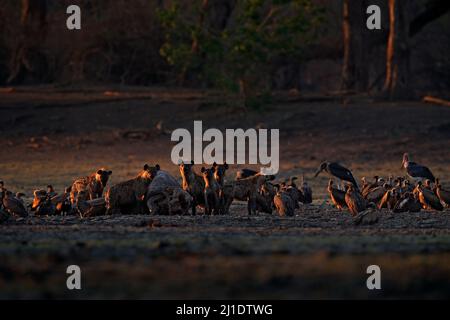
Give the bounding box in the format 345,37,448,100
213,196,221,215
70,190,78,205
191,198,197,215
216,190,223,215
218,192,225,215
223,194,233,215
137,200,149,214
105,194,121,215
147,197,158,215
247,196,257,215
204,193,210,215
210,195,218,215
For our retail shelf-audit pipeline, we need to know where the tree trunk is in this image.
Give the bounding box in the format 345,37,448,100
8,0,48,84
341,0,369,93
383,0,411,99
341,0,353,91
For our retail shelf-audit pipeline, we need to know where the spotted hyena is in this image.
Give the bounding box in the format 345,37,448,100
201,167,221,215
179,161,206,215
212,162,229,187
211,162,229,214
70,168,112,204
227,173,275,215
105,164,159,215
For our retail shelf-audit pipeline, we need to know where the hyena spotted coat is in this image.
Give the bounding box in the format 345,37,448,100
70,168,112,204
105,164,159,215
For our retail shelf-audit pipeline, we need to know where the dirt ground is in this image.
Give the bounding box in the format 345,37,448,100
1,86,450,299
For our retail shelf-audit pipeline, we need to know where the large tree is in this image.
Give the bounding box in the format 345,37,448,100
341,0,370,92
384,0,450,99
8,0,48,84
382,0,410,99
342,0,450,99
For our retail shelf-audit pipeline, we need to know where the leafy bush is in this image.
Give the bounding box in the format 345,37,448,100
158,0,324,108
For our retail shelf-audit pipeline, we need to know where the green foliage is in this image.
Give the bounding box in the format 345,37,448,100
158,0,324,108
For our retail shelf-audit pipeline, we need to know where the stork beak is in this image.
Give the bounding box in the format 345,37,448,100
314,169,321,178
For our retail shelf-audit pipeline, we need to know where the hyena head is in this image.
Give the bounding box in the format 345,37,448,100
142,164,160,180
95,169,113,187
212,162,229,186
179,160,195,180
200,167,215,186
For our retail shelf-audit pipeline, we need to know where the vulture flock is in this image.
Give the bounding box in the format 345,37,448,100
317,153,449,224
0,153,449,225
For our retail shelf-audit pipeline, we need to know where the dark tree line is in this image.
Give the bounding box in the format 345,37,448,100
2,0,449,101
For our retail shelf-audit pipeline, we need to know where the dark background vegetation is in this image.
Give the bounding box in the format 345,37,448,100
0,0,449,100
